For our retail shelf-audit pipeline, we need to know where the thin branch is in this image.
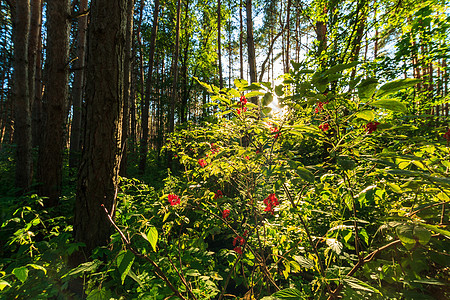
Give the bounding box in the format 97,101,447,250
100,204,188,300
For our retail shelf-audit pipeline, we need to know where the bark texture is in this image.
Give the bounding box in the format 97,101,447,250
69,0,88,170
73,0,127,258
12,0,33,194
37,0,71,206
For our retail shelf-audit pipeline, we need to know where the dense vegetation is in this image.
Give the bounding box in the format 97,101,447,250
0,0,449,299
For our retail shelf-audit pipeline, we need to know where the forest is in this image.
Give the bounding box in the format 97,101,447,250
0,0,449,299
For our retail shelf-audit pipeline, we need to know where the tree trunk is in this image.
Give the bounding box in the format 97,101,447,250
239,0,243,79
69,0,88,171
139,0,160,173
217,0,223,89
285,0,291,73
119,0,135,177
37,0,71,206
72,0,127,259
180,0,190,124
316,4,328,63
12,0,33,194
28,0,42,147
31,23,43,148
169,0,181,134
245,0,257,103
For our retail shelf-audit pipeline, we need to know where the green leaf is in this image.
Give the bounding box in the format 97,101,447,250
195,77,214,93
27,264,46,275
228,88,241,98
262,107,272,115
325,61,359,75
357,78,378,99
293,255,314,269
146,226,158,252
12,266,28,283
421,223,450,239
86,287,112,300
272,288,306,299
117,250,135,285
127,269,144,288
275,85,284,96
0,279,11,291
376,78,421,98
65,260,102,277
245,91,264,98
234,78,248,89
262,92,273,106
296,167,315,183
355,110,375,121
414,226,431,245
343,276,382,294
396,225,415,249
371,99,407,113
326,238,343,254
186,269,201,276
291,60,302,71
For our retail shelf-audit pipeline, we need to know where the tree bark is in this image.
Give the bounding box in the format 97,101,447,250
28,0,42,147
12,0,33,194
245,0,257,105
217,0,223,89
37,0,71,206
285,0,291,73
169,0,181,134
239,0,243,79
73,0,127,259
119,0,135,176
139,0,160,174
69,0,88,170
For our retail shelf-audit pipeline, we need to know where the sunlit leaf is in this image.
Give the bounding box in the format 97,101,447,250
262,92,273,106
0,279,11,291
27,264,46,275
371,99,407,113
357,77,378,99
344,276,382,294
12,266,28,283
326,238,343,254
117,250,135,285
293,255,314,269
376,78,421,98
86,287,112,300
146,226,158,252
355,110,375,121
272,288,306,299
414,226,431,245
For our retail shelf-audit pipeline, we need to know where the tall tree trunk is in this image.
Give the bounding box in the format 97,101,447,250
285,0,291,73
217,0,223,89
72,0,127,260
69,0,88,171
119,0,135,176
180,0,190,124
245,0,257,102
169,0,181,134
37,0,71,206
12,0,33,194
31,23,43,148
139,0,160,173
316,4,328,65
239,0,243,80
28,0,42,147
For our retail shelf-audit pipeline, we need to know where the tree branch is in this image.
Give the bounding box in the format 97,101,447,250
101,204,188,300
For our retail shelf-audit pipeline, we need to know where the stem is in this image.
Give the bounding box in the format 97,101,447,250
100,204,188,300
282,184,330,293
